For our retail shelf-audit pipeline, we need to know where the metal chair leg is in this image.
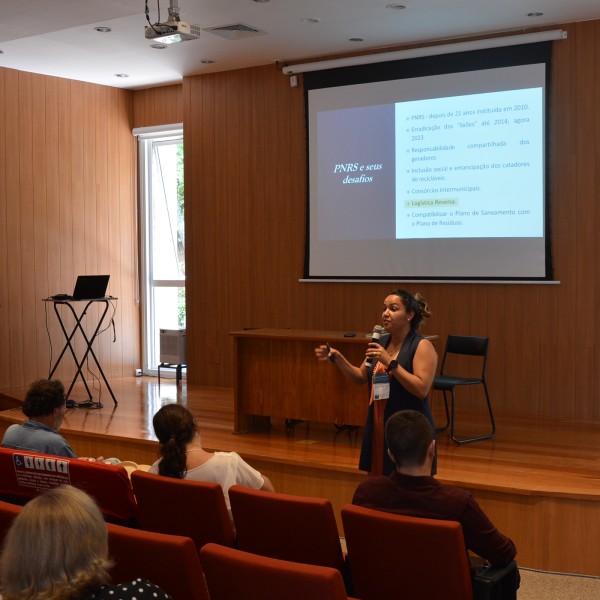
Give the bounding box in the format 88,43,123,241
435,390,451,432
450,386,496,445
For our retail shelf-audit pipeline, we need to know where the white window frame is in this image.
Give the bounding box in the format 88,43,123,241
134,124,185,376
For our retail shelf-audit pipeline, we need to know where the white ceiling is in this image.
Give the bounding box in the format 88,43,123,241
1,0,599,90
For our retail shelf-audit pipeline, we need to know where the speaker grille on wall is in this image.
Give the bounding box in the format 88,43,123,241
160,329,186,364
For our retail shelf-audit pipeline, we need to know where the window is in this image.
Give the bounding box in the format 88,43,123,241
134,124,185,374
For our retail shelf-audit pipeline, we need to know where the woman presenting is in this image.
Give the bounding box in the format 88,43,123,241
315,289,437,476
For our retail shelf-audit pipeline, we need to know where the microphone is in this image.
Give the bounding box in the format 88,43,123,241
365,325,385,369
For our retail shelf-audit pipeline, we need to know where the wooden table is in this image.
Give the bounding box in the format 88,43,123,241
231,329,372,433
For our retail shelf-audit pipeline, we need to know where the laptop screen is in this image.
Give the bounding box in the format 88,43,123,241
72,275,110,300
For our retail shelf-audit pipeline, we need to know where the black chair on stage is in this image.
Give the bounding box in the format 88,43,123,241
433,335,495,444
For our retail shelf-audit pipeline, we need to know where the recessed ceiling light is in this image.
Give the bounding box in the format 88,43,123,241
349,37,365,43
150,44,167,49
300,18,320,24
94,26,112,33
115,73,129,78
527,12,543,17
386,4,406,9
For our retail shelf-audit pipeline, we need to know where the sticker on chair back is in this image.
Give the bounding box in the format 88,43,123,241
12,454,71,491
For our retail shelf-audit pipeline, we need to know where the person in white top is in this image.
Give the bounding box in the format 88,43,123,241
149,404,274,515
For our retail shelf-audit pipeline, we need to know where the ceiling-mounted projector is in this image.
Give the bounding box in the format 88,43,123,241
145,20,201,44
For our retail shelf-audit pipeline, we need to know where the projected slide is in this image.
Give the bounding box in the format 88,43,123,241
305,48,552,280
396,88,543,239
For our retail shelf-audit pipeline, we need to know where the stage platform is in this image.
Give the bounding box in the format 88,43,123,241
1,376,600,575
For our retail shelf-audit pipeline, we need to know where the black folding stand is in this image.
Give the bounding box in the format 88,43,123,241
45,298,118,406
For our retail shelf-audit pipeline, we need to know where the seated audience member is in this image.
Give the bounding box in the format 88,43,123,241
150,404,274,514
352,410,517,570
0,485,172,600
1,379,78,458
1,378,104,462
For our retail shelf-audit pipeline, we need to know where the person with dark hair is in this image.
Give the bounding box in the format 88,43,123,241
1,379,105,462
352,410,517,570
0,485,172,600
149,404,274,515
1,378,76,458
315,289,437,475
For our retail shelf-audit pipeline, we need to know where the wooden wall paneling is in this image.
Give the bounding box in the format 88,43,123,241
213,73,230,378
108,86,134,380
57,81,73,295
164,84,183,125
17,72,35,383
55,80,77,384
233,69,253,331
200,74,220,386
83,84,97,276
135,88,154,129
69,82,89,378
538,286,558,416
94,86,110,378
182,76,199,384
132,84,183,129
0,70,137,391
503,286,526,413
150,85,167,126
274,68,294,330
190,73,215,384
594,20,600,419
105,88,120,377
484,284,507,414
289,77,307,318
248,68,270,332
552,25,580,419
70,81,85,280
0,69,8,386
32,74,50,381
537,45,561,417
573,21,597,420
45,77,61,374
520,286,542,416
107,87,121,377
223,69,240,315
263,67,287,328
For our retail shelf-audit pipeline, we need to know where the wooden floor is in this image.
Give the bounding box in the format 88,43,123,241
1,376,600,575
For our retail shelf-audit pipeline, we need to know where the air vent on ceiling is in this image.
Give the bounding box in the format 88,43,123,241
204,23,266,40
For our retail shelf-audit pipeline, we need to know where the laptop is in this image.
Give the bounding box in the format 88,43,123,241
70,275,110,300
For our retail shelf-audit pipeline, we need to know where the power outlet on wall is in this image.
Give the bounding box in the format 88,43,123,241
135,368,143,377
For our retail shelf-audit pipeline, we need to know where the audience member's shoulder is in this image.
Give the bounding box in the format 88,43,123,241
355,474,392,493
87,578,172,600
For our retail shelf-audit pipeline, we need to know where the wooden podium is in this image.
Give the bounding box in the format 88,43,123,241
231,329,372,433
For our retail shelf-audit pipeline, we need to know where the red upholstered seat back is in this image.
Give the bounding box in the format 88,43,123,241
341,504,473,600
130,469,235,551
0,447,138,524
200,543,350,600
107,523,209,600
229,485,345,572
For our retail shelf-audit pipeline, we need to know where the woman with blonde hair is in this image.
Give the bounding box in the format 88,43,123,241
0,485,171,600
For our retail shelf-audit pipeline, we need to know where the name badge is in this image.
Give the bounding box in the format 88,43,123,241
373,372,390,401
